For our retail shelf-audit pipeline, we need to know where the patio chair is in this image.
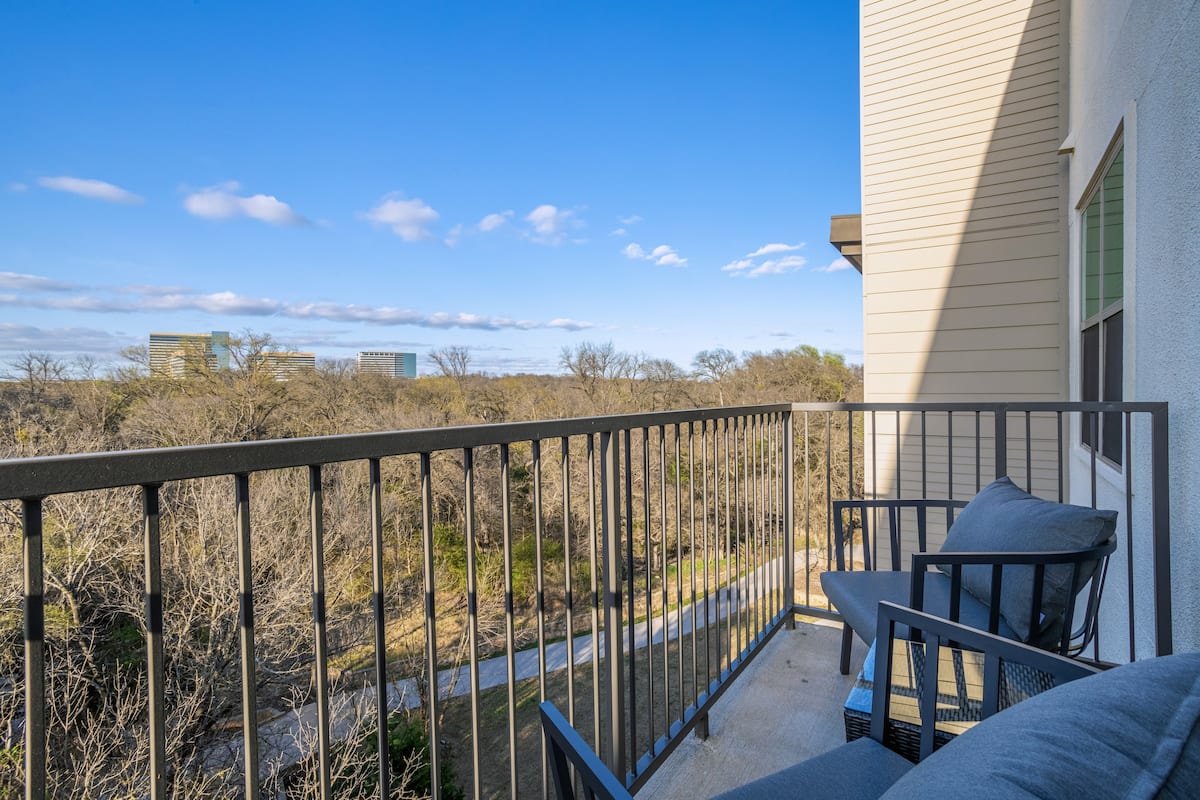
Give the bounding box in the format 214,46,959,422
821,477,1118,674
540,601,1104,800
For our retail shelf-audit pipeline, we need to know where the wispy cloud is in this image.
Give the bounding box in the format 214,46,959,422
0,323,130,355
722,242,808,278
815,257,853,273
745,242,803,258
0,273,596,332
478,210,514,232
621,242,687,267
9,182,28,192
184,181,308,226
362,192,439,241
619,215,643,226
0,271,76,291
524,204,579,245
722,254,807,278
444,223,465,248
38,176,143,205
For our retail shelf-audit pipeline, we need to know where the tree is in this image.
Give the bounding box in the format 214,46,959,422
691,348,738,404
429,346,471,383
558,341,634,409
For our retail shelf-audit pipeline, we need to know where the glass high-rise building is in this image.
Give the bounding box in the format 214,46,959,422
357,351,417,378
148,331,230,376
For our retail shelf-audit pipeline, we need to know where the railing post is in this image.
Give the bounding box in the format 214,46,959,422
993,405,1008,479
599,430,626,781
783,410,795,628
23,497,46,800
1151,406,1173,656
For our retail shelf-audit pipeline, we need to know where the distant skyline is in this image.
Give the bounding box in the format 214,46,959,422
0,2,862,375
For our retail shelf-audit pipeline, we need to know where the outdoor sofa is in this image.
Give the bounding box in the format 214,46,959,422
820,476,1118,673
540,601,1200,799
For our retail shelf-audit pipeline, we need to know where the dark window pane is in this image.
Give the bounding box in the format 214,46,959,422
1103,311,1124,464
1082,324,1100,448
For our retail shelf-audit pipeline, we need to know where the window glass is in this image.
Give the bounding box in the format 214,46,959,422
1082,323,1099,448
1102,150,1124,310
1102,311,1123,464
1082,195,1101,320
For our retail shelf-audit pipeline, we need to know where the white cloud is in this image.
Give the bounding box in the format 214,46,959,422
723,254,807,278
445,223,465,247
9,182,28,192
622,242,687,267
0,271,76,292
619,215,643,226
184,181,307,226
816,257,853,273
744,242,804,258
524,204,578,245
38,176,143,205
363,192,440,241
610,228,627,237
723,242,811,278
478,210,514,232
0,279,596,332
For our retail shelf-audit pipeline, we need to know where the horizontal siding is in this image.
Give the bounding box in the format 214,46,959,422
861,0,1064,410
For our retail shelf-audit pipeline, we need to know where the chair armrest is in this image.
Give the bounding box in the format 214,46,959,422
871,601,1101,759
831,498,968,571
540,701,633,800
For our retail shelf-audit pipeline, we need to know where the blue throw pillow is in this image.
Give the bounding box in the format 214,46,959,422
937,477,1117,642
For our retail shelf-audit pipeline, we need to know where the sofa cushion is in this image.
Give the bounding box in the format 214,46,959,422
710,736,913,800
938,476,1117,641
879,652,1200,800
820,569,1017,646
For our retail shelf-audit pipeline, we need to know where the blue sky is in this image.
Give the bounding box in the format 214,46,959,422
1,1,861,375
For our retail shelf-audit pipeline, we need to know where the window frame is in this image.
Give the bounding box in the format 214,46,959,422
1076,131,1126,468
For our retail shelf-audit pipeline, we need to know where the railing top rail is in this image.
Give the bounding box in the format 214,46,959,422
0,400,1167,500
0,403,793,500
787,401,1168,413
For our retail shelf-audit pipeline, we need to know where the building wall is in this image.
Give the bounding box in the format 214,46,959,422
859,0,1067,540
1065,0,1200,655
357,351,417,378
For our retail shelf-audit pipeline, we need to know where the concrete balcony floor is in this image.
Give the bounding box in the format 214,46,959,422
641,618,869,799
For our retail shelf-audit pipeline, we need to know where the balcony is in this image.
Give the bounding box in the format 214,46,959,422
0,401,1172,799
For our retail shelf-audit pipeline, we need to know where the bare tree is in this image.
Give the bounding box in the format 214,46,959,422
429,346,471,382
692,348,738,405
558,341,634,409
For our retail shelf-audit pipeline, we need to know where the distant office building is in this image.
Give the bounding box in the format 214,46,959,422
357,351,417,378
148,331,230,376
253,351,316,381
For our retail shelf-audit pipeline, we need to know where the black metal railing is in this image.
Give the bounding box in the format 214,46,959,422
0,401,1172,799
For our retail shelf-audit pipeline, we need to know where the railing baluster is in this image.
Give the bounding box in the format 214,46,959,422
499,444,519,800
622,429,635,773
142,484,167,800
687,422,698,709
234,473,261,800
784,410,795,627
23,496,46,800
674,423,684,722
643,427,656,748
723,417,732,670
561,438,576,732
308,465,333,800
658,425,670,734
586,435,602,754
462,449,483,800
368,459,391,800
701,421,711,692
419,454,441,800
533,440,549,800
599,430,626,779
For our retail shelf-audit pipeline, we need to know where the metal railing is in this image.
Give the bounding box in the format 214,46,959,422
0,401,1172,799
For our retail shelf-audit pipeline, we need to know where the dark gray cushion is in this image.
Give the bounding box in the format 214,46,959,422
820,569,1017,646
711,736,913,800
879,652,1200,800
938,476,1117,641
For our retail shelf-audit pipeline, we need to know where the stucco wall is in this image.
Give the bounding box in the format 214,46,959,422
1066,0,1200,655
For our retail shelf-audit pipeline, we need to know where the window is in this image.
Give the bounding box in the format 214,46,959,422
1080,146,1124,465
